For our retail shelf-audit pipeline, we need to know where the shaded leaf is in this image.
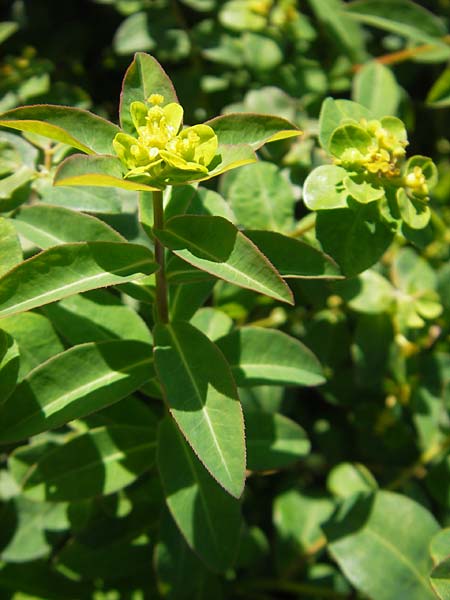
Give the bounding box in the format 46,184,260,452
245,411,310,471
155,215,293,304
216,327,325,387
21,425,157,501
0,242,157,318
12,204,124,248
157,417,242,572
154,321,245,498
0,105,120,154
246,231,342,279
0,340,154,444
323,491,439,600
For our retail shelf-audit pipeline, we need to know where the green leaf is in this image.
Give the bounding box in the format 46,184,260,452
397,188,431,230
316,204,395,277
202,143,257,180
44,289,152,345
0,242,157,319
0,340,154,444
169,279,215,322
430,559,450,600
0,312,64,377
20,425,156,501
353,62,401,117
0,498,69,563
346,0,447,46
216,327,325,387
245,411,310,471
0,166,34,212
12,204,124,249
303,165,349,210
0,22,18,45
329,123,373,158
113,12,155,56
54,154,161,192
246,231,342,279
274,488,335,572
154,510,224,600
154,321,245,498
307,0,367,62
157,417,242,572
319,98,372,151
0,330,19,407
431,529,450,565
427,68,450,107
343,175,385,204
327,462,378,498
0,217,22,277
206,113,301,149
224,161,295,232
0,105,120,155
323,491,440,600
119,52,178,135
154,215,293,304
40,184,124,213
190,307,233,342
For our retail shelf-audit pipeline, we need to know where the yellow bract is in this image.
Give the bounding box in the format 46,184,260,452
113,94,218,187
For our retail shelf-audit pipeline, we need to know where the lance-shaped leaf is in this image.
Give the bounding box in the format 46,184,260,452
154,321,246,498
216,327,325,387
54,154,161,192
157,417,242,572
20,425,157,501
246,231,342,279
0,330,19,407
206,113,302,149
323,491,440,600
44,289,152,345
120,52,178,134
154,215,293,304
0,340,154,444
0,217,22,277
0,105,121,155
245,411,310,471
155,511,224,599
12,204,124,249
0,242,157,319
202,144,257,180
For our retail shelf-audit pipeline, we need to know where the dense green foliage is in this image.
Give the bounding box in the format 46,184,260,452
1,1,450,599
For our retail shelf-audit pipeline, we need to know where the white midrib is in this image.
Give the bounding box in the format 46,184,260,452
175,242,286,299
10,356,152,433
15,220,66,246
167,325,232,482
0,256,153,317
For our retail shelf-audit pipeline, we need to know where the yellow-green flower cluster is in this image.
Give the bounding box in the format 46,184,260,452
113,94,218,188
332,116,434,203
334,118,408,180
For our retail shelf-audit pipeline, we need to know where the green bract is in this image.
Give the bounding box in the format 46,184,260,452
304,98,438,231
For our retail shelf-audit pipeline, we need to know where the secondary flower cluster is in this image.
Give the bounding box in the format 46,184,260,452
113,94,218,188
331,117,432,203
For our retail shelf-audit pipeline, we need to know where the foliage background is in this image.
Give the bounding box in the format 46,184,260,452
2,0,450,598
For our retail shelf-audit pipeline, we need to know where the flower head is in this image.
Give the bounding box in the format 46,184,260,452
113,94,218,188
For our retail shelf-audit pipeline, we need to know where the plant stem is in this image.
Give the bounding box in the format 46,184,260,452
352,35,450,72
152,189,169,324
